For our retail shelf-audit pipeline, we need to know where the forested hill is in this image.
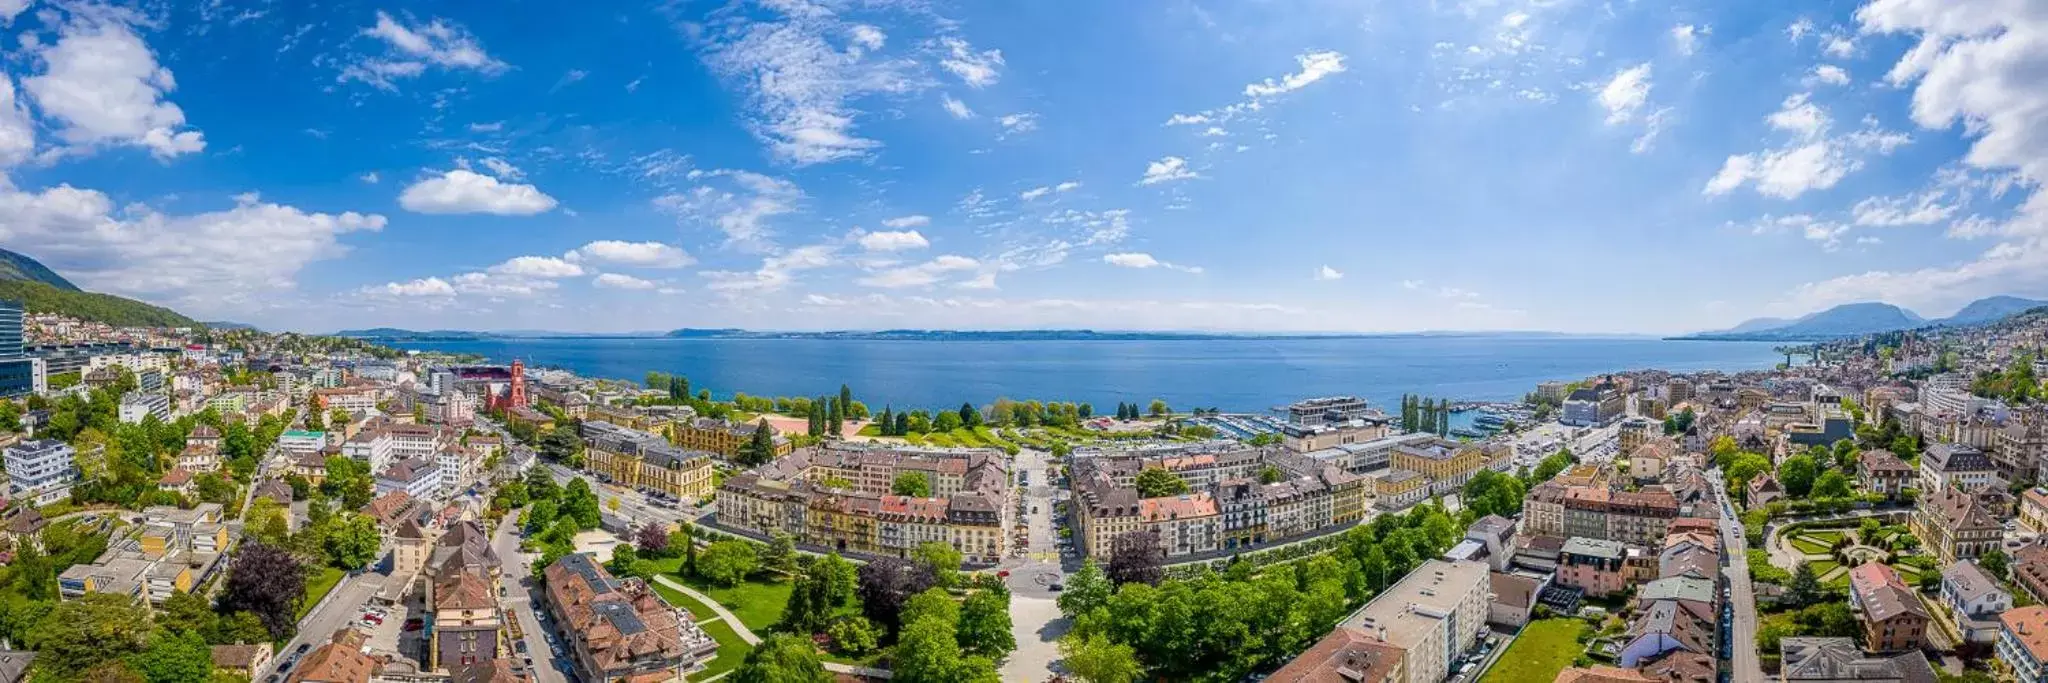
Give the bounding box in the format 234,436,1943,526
0,280,199,328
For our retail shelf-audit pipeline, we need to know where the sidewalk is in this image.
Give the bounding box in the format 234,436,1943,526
651,574,892,678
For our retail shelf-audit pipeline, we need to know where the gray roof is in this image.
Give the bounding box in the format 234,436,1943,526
1639,576,1717,604
1561,536,1627,559
0,651,33,683
1942,560,2009,606
1781,637,1935,682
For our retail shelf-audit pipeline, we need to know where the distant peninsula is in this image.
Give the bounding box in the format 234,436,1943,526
339,327,1629,342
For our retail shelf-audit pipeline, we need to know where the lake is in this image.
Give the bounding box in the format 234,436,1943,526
391,335,1781,414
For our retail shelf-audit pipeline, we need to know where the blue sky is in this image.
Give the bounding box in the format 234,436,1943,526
0,0,2042,335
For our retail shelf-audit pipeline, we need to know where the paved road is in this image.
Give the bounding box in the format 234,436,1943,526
259,569,388,680
1708,469,1765,683
1001,447,1072,683
491,516,570,683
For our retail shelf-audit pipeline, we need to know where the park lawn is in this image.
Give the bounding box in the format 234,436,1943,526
678,573,794,634
1789,537,1832,555
1807,530,1846,544
1477,618,1589,683
651,581,718,622
856,424,883,437
924,433,960,448
298,567,345,620
688,617,752,682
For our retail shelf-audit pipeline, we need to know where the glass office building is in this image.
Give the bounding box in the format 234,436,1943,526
0,300,33,396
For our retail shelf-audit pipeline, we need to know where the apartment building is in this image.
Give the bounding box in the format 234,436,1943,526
716,445,1013,564
667,417,791,460
1849,563,1930,653
1913,485,2005,564
2000,606,2048,683
543,554,716,681
1341,560,1491,683
1525,482,1683,548
1922,443,1998,493
3,439,76,506
580,421,716,503
1389,439,1510,497
1069,447,1363,560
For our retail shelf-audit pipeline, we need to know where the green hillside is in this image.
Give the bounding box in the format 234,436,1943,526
0,280,198,328
0,248,80,290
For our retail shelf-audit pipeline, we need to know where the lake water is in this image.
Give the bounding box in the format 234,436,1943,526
392,336,1781,414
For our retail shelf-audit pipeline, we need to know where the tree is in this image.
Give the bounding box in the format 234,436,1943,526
762,531,799,576
541,428,585,466
957,589,1015,659
1462,469,1527,518
959,402,982,428
1531,451,1572,483
934,410,963,432
1780,455,1820,497
320,455,373,510
1107,531,1165,586
732,634,831,683
1133,467,1188,498
814,553,859,608
1147,399,1168,417
1060,634,1142,683
563,478,602,530
1057,559,1113,618
895,615,989,683
636,522,671,558
858,557,937,632
210,611,272,646
829,616,880,655
525,467,560,501
1980,550,2010,580
217,542,307,640
25,594,153,677
130,629,213,683
697,540,759,587
913,541,964,588
678,522,699,575
901,588,961,630
245,497,291,547
1787,562,1824,608
892,471,933,497
156,591,217,639
323,512,382,569
742,419,778,464
1257,464,1284,484
1812,470,1854,498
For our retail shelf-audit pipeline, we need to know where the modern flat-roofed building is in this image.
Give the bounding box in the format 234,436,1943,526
1341,560,1490,683
3,439,75,506
1287,396,1372,427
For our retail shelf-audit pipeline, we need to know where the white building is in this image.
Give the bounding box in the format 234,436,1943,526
375,456,444,501
118,392,171,424
277,430,327,456
1343,559,1491,683
88,353,169,374
4,439,78,506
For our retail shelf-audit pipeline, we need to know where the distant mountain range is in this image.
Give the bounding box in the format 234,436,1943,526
0,249,79,291
1684,295,2048,340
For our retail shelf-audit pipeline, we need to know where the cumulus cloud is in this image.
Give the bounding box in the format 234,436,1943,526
0,187,383,314
997,112,1038,137
1703,93,1908,199
1139,156,1198,185
0,77,34,168
1670,24,1703,56
1315,265,1343,281
368,277,455,297
24,16,205,159
592,273,657,290
341,11,508,90
1103,252,1203,274
858,230,929,252
857,254,979,288
941,94,974,119
488,256,584,278
1807,65,1850,86
565,240,695,268
937,36,1004,88
702,244,837,293
654,169,801,251
1597,64,1653,125
399,169,558,215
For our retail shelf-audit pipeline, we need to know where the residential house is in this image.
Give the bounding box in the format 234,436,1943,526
1859,450,1916,500
2014,543,2048,604
1490,572,1543,628
286,629,377,683
1941,560,2014,644
1747,474,1784,509
1921,443,1998,493
1913,485,2006,564
1848,563,1930,653
210,644,272,679
1558,537,1630,598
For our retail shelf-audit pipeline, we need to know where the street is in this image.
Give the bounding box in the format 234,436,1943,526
1707,469,1764,683
1000,446,1070,683
257,569,388,681
491,515,571,683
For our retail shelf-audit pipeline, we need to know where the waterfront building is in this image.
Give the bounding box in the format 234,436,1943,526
1282,418,1392,453
1287,395,1372,427
580,421,716,503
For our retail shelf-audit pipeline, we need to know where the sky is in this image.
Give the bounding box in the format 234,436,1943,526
0,0,2042,335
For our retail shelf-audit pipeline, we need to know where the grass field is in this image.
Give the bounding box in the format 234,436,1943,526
298,567,345,620
1478,619,1589,683
1789,537,1832,555
688,617,752,681
677,572,794,634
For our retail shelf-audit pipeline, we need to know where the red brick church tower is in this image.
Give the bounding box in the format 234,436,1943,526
507,359,528,409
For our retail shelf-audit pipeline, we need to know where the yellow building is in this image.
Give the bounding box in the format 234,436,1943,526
1330,475,1369,525
638,450,715,502
671,417,792,459
805,492,882,556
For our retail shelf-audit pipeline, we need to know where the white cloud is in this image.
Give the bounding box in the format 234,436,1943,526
368,277,456,298
1315,265,1344,281
448,271,558,297
1242,51,1347,98
1139,156,1198,185
1103,252,1203,274
937,36,1004,88
654,170,801,251
1400,279,1423,290
399,169,558,215
858,230,929,252
1164,113,1209,126
24,17,205,159
0,187,383,314
565,240,695,268
1597,63,1653,125
479,157,523,181
1851,192,1958,227
592,273,657,290
941,94,974,119
1787,18,1815,42
857,254,979,288
468,121,504,132
1055,181,1082,193
848,25,886,53
882,215,930,228
1703,94,1908,199
1807,65,1850,86
696,4,922,166
488,256,584,278
1670,24,1703,56
998,112,1038,137
0,77,34,168
342,11,508,90
1020,186,1050,200
703,244,837,294
0,0,29,23
1739,213,1853,251
359,172,380,184
1822,32,1856,58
